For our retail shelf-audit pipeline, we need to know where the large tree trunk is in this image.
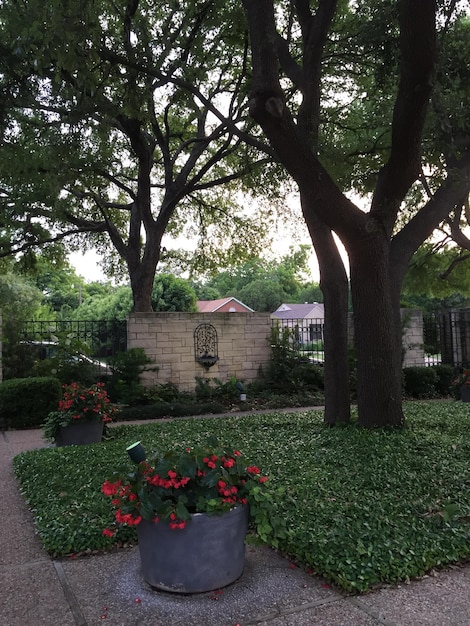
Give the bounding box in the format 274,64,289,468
301,198,350,424
349,238,404,427
127,226,164,313
128,262,157,313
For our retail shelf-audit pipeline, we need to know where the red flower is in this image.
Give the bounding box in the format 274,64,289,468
102,528,114,537
102,480,122,496
102,439,270,532
169,520,186,530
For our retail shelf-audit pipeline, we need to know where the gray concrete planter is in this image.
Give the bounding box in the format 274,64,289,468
55,420,104,446
136,505,249,593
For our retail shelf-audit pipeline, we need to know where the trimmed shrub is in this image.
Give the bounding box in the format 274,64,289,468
107,348,158,404
429,364,455,396
261,326,325,394
114,401,227,422
403,366,438,399
0,377,62,429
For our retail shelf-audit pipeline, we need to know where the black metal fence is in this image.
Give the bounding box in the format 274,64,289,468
12,311,470,376
423,310,470,367
275,311,470,368
19,319,127,361
271,317,325,363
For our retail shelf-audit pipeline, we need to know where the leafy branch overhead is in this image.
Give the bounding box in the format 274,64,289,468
0,0,284,310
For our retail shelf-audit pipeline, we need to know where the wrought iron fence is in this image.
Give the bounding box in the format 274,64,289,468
423,310,470,367
19,319,127,363
275,311,470,369
271,317,325,364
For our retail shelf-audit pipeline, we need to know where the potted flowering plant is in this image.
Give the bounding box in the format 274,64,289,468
450,367,470,401
102,436,283,593
43,382,115,445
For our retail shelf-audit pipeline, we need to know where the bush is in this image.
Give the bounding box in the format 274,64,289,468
262,326,325,394
403,366,438,399
429,364,455,396
0,377,62,429
195,375,243,402
114,400,227,421
107,348,158,404
32,357,99,386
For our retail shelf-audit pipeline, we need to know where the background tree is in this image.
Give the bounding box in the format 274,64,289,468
193,246,321,311
243,0,470,427
0,0,282,311
74,274,198,320
402,244,470,302
0,272,55,379
151,274,197,313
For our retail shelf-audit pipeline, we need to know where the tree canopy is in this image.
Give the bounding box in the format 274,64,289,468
0,0,286,310
194,245,322,311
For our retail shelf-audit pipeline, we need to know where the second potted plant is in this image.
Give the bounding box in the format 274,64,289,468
43,381,115,445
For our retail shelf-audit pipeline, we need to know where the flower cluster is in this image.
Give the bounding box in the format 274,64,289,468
43,382,115,441
58,382,115,422
102,438,269,533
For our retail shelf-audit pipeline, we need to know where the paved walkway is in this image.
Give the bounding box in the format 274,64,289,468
1,425,469,626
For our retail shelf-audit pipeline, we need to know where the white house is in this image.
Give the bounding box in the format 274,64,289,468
271,303,325,344
271,303,325,321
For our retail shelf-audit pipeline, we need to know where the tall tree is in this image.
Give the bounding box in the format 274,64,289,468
196,246,319,311
242,0,470,426
0,0,280,311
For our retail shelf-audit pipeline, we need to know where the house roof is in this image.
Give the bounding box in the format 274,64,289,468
271,303,325,320
196,297,254,313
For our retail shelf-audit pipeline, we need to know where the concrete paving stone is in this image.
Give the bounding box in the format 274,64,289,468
0,521,46,566
0,561,76,626
248,597,383,626
2,428,45,451
357,565,470,626
60,544,340,626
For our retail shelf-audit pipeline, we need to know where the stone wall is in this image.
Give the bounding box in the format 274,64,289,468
127,309,425,391
127,312,272,391
401,309,425,367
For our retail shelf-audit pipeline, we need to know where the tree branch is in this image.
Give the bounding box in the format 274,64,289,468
371,0,437,231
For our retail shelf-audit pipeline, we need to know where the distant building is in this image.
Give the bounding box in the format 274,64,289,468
271,303,324,321
196,297,254,313
271,303,325,344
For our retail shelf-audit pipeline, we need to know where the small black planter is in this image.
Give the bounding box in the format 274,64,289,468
136,505,249,593
55,420,104,446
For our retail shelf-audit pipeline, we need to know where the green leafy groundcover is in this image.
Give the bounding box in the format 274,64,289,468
13,401,470,592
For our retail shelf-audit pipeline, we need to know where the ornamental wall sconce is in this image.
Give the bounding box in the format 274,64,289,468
194,323,219,370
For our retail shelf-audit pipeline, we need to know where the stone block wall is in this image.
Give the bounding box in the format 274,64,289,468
401,309,425,366
127,312,272,391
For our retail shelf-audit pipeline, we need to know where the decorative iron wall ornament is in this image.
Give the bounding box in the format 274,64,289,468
194,323,219,370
